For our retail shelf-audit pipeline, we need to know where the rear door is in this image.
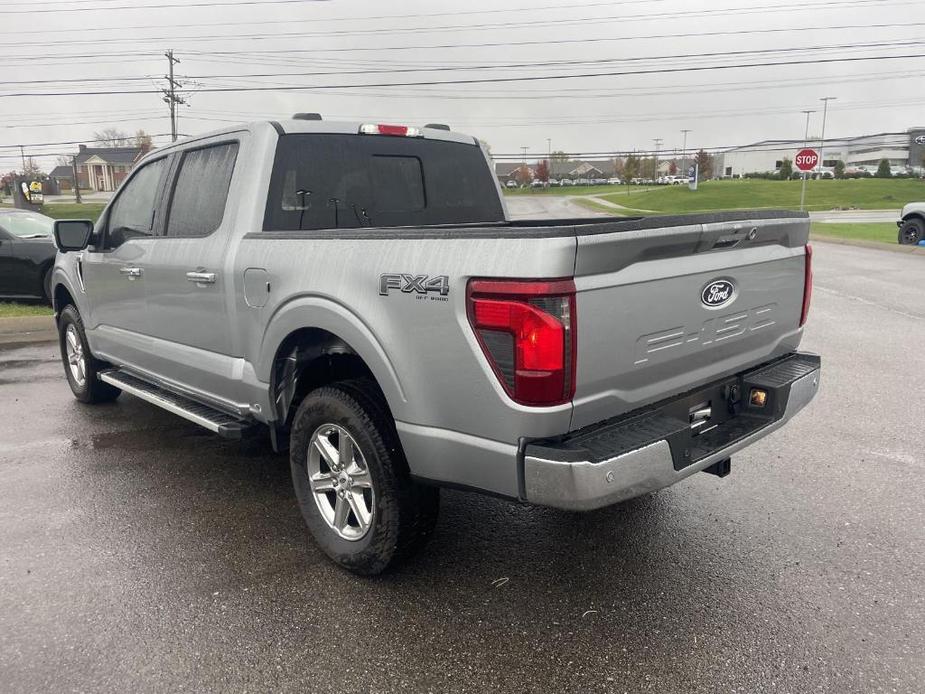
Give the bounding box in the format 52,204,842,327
81,155,171,365
570,214,810,429
140,137,241,402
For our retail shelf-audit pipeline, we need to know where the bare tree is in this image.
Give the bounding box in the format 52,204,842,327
55,155,71,167
135,129,154,152
92,128,131,147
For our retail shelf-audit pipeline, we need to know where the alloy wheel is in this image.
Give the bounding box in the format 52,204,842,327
306,424,375,541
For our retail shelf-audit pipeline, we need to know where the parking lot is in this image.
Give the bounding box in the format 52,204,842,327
1,240,922,693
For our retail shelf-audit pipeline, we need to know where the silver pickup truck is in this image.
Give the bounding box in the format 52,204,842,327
51,116,820,574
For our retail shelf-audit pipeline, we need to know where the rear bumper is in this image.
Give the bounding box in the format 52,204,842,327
522,352,820,511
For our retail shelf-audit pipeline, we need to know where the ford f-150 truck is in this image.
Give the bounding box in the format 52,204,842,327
50,115,820,574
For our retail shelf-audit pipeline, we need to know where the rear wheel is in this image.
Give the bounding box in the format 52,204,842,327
898,218,924,245
58,305,121,404
289,379,439,575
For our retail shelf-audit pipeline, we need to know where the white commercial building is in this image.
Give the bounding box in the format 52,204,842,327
716,128,925,178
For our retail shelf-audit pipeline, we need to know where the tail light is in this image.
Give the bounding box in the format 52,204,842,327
466,278,576,406
800,244,813,327
359,123,422,137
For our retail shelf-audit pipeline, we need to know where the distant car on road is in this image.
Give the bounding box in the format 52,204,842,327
897,202,925,245
607,177,622,185
505,180,517,189
0,208,57,301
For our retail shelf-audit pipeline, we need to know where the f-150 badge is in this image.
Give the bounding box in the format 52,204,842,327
379,273,449,297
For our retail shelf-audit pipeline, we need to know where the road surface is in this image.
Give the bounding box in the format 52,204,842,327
1,242,922,693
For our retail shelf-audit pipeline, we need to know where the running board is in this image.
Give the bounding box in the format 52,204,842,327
99,370,250,439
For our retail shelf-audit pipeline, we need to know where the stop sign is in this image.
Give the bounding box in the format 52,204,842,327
795,148,819,172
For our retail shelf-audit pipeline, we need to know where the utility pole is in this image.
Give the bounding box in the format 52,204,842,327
680,129,691,176
652,138,662,181
817,96,837,179
19,145,25,171
799,110,815,211
163,49,186,142
546,138,551,187
71,155,82,204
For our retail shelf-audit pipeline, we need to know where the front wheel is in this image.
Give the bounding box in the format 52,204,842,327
898,218,924,245
58,304,121,404
290,380,439,575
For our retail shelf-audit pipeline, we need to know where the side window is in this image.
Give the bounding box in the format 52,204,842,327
106,157,168,248
165,142,238,237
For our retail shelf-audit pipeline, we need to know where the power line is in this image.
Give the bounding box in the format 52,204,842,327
0,0,907,48
5,21,922,66
3,0,332,14
0,1,650,35
4,52,924,98
2,40,919,87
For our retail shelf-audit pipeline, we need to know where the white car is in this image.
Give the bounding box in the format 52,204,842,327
607,177,622,185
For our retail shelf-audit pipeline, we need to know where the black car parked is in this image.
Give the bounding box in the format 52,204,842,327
0,209,58,301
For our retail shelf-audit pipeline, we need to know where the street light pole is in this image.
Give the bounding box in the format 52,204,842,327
818,96,837,178
652,137,662,182
680,129,691,175
799,109,814,212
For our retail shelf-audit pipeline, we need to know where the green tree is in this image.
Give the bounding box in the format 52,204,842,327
833,160,846,179
876,159,891,178
623,154,640,182
694,149,714,179
779,158,793,180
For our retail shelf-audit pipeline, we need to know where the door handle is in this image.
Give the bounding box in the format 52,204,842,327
119,266,143,279
186,271,216,285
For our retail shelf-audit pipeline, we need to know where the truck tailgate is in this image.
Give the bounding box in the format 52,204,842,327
571,213,810,430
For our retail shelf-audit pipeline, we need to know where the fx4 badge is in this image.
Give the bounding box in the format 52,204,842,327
379,273,450,298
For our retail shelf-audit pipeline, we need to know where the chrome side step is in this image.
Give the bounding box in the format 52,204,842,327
99,369,250,439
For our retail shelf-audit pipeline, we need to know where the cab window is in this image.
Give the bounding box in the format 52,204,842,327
106,157,168,249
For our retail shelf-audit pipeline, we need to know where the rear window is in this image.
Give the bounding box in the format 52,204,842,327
263,134,504,231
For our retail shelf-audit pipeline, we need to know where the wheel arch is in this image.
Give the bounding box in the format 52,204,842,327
257,298,407,445
902,212,925,224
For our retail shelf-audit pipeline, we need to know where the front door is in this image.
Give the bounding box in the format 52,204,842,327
80,155,171,369
140,139,241,403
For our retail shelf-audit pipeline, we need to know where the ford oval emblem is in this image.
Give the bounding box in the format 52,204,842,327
915,135,925,145
701,279,736,308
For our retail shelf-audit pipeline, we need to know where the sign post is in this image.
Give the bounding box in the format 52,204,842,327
795,148,819,212
688,163,698,191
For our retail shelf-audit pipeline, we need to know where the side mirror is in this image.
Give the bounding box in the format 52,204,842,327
53,219,94,252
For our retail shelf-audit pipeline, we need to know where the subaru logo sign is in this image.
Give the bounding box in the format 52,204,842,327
701,279,736,308
915,135,925,145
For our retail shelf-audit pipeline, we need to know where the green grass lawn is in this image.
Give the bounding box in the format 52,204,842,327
0,302,54,318
810,222,898,244
536,178,924,214
40,203,106,222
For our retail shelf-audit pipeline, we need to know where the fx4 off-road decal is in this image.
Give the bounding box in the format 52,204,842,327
379,273,450,300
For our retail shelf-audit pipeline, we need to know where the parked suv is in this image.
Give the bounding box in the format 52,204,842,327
51,116,820,574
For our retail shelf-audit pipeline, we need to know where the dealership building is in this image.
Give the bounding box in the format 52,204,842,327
715,128,925,177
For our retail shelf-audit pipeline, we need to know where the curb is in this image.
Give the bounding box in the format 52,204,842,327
0,315,58,349
810,234,925,255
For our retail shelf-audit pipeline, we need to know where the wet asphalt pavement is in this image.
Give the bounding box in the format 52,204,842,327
1,241,923,693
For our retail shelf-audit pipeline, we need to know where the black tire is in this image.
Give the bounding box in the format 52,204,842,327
898,218,924,245
290,379,439,575
57,304,121,404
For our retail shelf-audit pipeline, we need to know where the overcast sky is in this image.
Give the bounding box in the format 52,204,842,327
2,0,924,170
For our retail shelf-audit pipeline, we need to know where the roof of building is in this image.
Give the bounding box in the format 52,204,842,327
49,165,73,179
75,146,143,165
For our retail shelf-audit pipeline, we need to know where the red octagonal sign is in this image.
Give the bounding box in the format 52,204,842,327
795,148,819,172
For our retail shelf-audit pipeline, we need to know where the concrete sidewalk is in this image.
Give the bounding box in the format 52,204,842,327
0,316,57,349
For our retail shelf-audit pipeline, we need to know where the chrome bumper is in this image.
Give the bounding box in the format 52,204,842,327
523,356,820,511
